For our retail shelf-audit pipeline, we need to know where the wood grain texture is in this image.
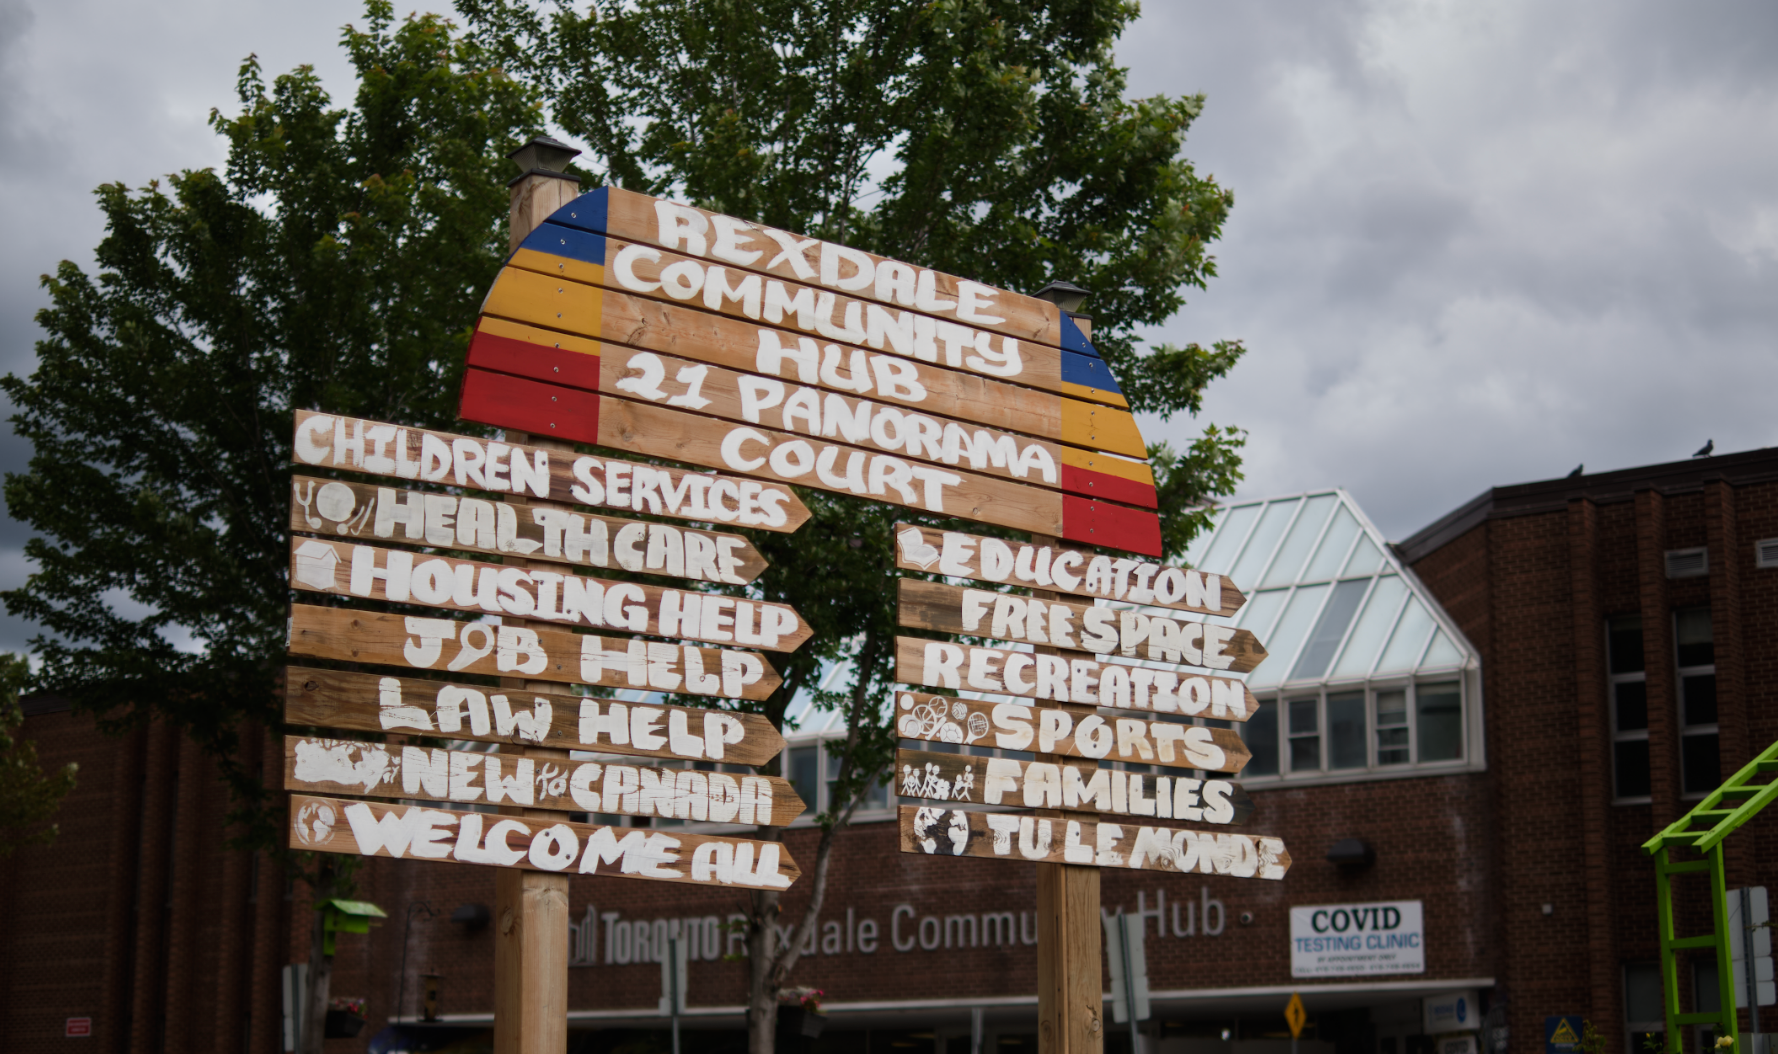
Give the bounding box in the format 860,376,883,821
289,475,769,584
472,297,1146,459
897,578,1266,673
291,410,811,532
288,537,813,650
481,334,1156,503
286,604,781,700
896,805,1291,879
591,186,1072,353
892,747,1252,825
287,793,803,888
893,636,1259,722
892,523,1247,617
282,736,805,825
889,691,1251,774
452,370,1164,557
502,230,1083,400
1037,857,1103,1054
281,666,786,765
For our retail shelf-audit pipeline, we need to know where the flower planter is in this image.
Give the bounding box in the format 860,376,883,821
777,1005,827,1039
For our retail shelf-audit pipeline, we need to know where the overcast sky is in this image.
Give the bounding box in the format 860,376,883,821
0,0,1775,656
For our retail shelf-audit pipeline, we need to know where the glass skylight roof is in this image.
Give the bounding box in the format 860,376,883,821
772,488,1478,745
1182,489,1477,691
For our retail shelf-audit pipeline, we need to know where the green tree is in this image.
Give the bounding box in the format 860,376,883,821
0,654,78,856
1,5,540,1049
461,1,1247,1045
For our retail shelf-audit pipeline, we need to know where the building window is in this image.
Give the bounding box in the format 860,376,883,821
1624,962,1666,1052
1417,682,1463,763
1244,701,1280,776
1242,682,1465,780
1287,698,1321,772
1376,690,1410,765
1327,691,1368,769
1609,615,1651,802
1675,607,1718,797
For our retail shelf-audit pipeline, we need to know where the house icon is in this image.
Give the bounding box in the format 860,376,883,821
294,540,340,591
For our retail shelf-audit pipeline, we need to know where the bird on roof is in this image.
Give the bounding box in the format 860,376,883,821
1693,439,1714,458
1566,464,1584,478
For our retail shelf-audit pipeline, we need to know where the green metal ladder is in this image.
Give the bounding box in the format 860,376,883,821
1643,738,1778,1052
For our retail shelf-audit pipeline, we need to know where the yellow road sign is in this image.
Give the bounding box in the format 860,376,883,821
1285,993,1307,1039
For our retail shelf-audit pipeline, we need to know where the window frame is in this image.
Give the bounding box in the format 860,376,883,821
1608,615,1652,805
1239,678,1471,785
1674,606,1719,800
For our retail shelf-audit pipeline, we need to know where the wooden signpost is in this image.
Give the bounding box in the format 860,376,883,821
892,691,1252,773
290,475,771,584
293,409,812,532
893,746,1254,825
290,794,800,887
277,154,1291,1052
285,666,785,764
898,579,1266,669
893,523,1247,616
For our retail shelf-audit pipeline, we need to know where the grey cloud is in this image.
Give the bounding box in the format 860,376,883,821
1121,0,1778,539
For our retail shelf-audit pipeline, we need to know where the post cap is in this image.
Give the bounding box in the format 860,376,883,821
1033,279,1090,314
507,135,581,176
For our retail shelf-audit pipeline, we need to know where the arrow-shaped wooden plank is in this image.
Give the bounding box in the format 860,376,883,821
893,636,1258,721
290,476,770,585
890,691,1250,773
289,793,802,888
895,805,1290,879
283,666,787,765
892,523,1246,618
292,410,811,533
897,579,1265,673
283,736,805,825
892,747,1252,824
287,604,781,701
289,537,813,651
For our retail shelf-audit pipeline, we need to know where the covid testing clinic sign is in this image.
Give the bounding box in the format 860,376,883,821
1289,900,1425,977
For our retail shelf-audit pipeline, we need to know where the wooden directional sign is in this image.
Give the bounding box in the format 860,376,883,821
287,604,781,701
467,323,1155,507
284,736,804,825
895,806,1290,879
893,636,1259,721
898,579,1266,672
892,691,1250,774
291,476,769,584
894,747,1252,825
293,410,811,533
291,793,802,888
893,524,1246,618
456,190,1169,556
284,666,786,765
289,537,812,650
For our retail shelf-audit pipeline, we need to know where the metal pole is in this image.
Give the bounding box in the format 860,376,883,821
1120,914,1142,1054
1745,888,1761,1039
971,1007,983,1054
670,931,681,1054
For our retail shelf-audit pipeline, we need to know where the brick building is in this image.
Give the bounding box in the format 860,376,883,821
4,450,1776,1054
